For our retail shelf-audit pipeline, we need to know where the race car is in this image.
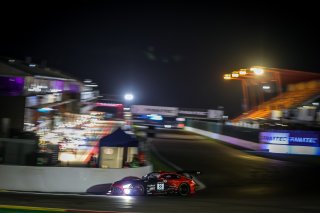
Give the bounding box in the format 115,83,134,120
109,171,200,196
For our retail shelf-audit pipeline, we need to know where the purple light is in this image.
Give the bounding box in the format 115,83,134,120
0,76,24,96
68,83,80,93
51,80,64,91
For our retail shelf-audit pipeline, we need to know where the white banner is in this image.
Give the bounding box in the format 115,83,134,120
207,110,223,119
131,105,178,117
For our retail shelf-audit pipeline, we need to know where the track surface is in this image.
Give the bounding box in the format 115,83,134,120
1,129,320,213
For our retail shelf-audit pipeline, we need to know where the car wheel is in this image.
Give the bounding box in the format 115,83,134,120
133,184,145,196
178,183,190,196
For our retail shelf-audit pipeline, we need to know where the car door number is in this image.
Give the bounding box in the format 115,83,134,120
157,182,164,191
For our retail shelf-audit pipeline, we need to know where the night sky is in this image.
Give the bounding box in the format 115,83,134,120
1,1,320,117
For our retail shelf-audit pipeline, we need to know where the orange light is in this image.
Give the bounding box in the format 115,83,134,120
231,71,239,78
250,67,264,75
239,69,247,75
224,74,231,80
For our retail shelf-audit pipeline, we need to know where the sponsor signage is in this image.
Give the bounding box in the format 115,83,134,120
260,131,320,147
178,108,207,119
260,132,289,145
131,105,178,117
207,109,224,120
288,132,319,146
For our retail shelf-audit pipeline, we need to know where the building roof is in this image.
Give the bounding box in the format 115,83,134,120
99,128,139,147
0,59,31,77
0,57,79,81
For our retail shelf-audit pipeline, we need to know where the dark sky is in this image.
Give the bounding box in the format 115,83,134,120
1,1,320,117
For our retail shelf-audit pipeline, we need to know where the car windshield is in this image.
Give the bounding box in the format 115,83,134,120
147,172,160,179
121,176,140,181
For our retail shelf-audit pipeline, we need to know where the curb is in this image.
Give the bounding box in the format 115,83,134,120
0,205,64,212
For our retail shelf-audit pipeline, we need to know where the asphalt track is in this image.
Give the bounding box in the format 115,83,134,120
1,129,320,213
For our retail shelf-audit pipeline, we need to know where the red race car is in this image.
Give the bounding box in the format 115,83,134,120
109,171,200,196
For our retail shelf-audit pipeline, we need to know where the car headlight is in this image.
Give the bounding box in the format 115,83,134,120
122,183,132,189
122,183,133,195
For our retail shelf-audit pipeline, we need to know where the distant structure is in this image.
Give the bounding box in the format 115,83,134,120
223,66,320,125
0,57,99,136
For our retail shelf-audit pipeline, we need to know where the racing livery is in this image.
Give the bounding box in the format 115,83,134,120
109,171,199,196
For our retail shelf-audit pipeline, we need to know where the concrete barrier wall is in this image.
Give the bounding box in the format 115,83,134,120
0,164,152,193
185,126,262,150
185,126,320,155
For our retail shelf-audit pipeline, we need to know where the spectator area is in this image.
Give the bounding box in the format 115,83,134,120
233,80,320,122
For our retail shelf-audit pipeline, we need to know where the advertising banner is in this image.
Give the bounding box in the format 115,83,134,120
178,108,207,119
207,109,224,120
260,132,289,145
131,105,179,117
260,130,320,147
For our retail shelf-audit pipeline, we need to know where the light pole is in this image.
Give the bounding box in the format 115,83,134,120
224,71,251,111
252,67,282,95
123,93,134,110
223,67,270,111
123,93,134,128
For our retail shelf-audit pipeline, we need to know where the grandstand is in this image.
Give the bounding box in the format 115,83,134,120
232,80,320,122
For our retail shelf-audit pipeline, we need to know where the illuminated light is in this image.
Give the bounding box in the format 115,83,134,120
301,105,316,109
177,123,185,128
262,85,270,90
266,144,290,153
50,89,62,93
29,64,36,67
59,153,76,162
312,102,319,106
122,184,133,195
147,114,163,121
223,74,231,80
28,88,41,92
231,71,240,78
84,79,92,83
164,125,172,128
239,69,247,75
123,184,132,189
37,107,54,113
124,93,134,101
265,144,320,155
231,73,239,78
96,103,123,107
250,67,264,75
124,189,131,195
176,117,185,122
